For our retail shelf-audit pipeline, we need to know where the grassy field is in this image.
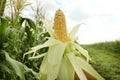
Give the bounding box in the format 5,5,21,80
82,41,120,80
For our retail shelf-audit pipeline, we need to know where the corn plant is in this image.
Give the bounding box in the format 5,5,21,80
6,0,30,26
0,17,48,79
0,0,48,79
24,9,105,80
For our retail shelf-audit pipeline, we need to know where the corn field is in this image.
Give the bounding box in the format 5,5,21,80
0,0,120,80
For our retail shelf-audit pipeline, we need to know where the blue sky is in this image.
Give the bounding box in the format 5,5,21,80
26,0,120,44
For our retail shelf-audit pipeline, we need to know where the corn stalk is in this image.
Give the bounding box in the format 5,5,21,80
0,0,6,16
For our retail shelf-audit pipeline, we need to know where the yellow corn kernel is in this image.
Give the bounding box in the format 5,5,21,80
54,9,68,42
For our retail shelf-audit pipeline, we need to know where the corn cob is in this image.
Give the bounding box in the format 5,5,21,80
54,9,68,42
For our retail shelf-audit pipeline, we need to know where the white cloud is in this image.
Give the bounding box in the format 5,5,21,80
74,0,120,16
77,16,120,44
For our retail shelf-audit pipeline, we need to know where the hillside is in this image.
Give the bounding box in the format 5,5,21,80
82,41,120,80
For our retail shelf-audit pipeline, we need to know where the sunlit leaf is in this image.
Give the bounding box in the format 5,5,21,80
23,38,60,58
71,42,92,62
29,53,47,60
76,56,105,80
67,53,87,80
39,43,66,80
42,19,54,37
69,24,80,41
57,55,74,80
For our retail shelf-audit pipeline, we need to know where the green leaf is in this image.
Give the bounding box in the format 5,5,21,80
20,18,36,30
26,18,36,30
39,21,43,26
4,51,38,80
39,42,66,80
76,56,105,80
0,18,8,43
5,51,25,80
56,55,74,80
20,17,36,46
67,53,87,80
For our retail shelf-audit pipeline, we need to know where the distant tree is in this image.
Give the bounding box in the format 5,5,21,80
30,0,45,25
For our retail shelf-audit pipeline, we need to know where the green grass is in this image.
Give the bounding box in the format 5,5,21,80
82,41,120,80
